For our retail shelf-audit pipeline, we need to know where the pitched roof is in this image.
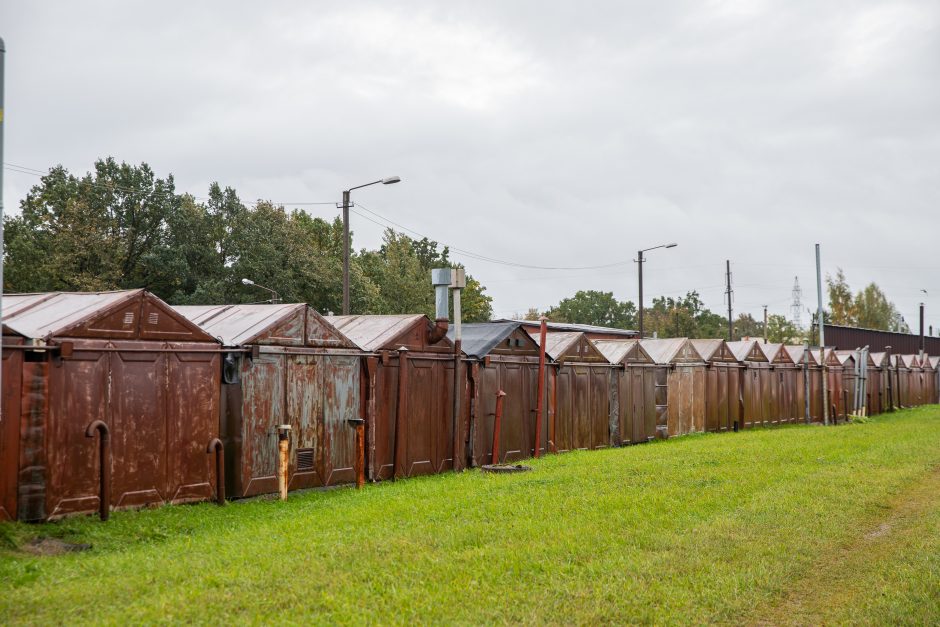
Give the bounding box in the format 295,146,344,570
640,338,704,365
3,290,142,339
498,318,639,338
325,314,453,352
899,354,921,368
784,345,819,366
174,303,351,348
529,331,608,363
447,322,538,358
2,290,213,342
724,340,768,363
757,342,793,364
593,339,654,365
690,339,738,363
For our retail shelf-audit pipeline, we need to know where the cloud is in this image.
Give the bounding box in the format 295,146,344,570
1,0,938,329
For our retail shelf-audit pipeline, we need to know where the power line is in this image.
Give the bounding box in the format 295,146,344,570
353,201,637,271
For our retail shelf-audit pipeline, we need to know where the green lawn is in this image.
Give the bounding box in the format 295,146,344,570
2,408,940,625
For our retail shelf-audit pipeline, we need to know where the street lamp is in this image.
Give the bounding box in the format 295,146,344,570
637,243,677,338
341,176,401,315
242,278,280,304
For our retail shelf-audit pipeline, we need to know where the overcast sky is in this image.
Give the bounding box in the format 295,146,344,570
2,1,938,330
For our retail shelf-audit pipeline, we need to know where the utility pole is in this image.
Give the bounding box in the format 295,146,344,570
816,244,829,426
342,190,351,315
637,250,644,337
763,305,768,344
725,260,733,341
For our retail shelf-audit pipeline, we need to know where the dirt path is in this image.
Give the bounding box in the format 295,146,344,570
746,465,940,625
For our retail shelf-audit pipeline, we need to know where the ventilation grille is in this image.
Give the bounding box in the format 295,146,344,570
123,312,135,325
148,312,159,325
296,448,315,472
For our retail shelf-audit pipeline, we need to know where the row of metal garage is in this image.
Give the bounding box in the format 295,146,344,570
2,289,938,521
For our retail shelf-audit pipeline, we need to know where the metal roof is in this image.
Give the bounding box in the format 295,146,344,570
593,339,654,364
869,352,888,367
447,321,527,358
640,338,703,364
899,354,921,368
2,290,141,340
784,345,819,366
1,289,215,342
497,318,639,337
757,342,792,364
325,314,453,352
725,340,766,363
175,303,304,346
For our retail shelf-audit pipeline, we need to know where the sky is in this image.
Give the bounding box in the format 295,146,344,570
1,1,938,330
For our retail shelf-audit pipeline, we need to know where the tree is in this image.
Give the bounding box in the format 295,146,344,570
766,314,801,343
641,291,726,338
733,313,762,340
3,160,495,321
854,283,905,331
4,159,179,292
827,268,856,326
543,290,636,329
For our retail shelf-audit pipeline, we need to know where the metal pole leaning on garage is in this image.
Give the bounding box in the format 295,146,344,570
816,244,829,426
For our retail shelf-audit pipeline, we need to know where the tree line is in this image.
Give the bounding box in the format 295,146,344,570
522,268,909,343
2,158,493,321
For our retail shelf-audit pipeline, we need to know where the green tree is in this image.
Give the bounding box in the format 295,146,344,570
544,290,636,328
734,313,762,340
766,314,801,343
827,268,856,326
4,159,179,292
854,283,904,331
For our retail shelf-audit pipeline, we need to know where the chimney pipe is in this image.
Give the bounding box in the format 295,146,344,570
429,268,452,344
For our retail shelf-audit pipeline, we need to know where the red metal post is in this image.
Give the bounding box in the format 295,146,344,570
394,349,409,480
355,421,365,489
548,367,557,453
84,421,110,522
534,317,547,458
206,438,225,505
492,390,506,465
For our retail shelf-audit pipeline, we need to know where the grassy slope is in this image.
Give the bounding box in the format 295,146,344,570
1,408,939,625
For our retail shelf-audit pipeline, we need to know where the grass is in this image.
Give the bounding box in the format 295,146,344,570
1,408,940,625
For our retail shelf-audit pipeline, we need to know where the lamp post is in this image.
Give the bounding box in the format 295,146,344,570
341,176,401,315
241,278,280,304
637,243,677,338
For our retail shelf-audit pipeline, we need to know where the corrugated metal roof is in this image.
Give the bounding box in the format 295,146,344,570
175,303,304,346
593,339,653,364
540,332,581,361
1,290,142,340
447,322,523,358
496,318,639,337
784,345,818,366
326,314,446,352
833,350,857,366
758,342,791,364
640,338,703,364
726,340,764,362
690,339,722,361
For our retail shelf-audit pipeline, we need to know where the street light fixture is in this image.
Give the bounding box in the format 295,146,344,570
341,176,402,315
637,243,677,338
242,278,280,304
